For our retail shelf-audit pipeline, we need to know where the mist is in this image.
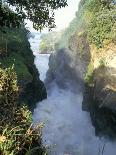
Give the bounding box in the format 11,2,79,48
33,51,116,155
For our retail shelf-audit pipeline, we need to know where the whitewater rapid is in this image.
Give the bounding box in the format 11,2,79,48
32,54,116,155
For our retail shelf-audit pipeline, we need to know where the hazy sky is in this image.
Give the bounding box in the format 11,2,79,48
55,0,80,31
26,0,80,32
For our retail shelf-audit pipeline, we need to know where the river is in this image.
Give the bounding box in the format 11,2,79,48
29,33,116,155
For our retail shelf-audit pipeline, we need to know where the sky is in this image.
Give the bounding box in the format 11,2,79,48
26,0,80,32
54,0,80,31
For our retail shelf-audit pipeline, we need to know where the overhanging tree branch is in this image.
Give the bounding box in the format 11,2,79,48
0,0,68,30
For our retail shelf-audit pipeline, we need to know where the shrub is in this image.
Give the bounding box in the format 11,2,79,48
0,67,47,155
99,58,106,67
0,66,18,124
88,6,116,48
0,106,46,155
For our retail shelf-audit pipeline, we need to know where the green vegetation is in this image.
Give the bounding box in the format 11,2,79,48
0,0,69,154
39,31,62,53
1,0,67,30
0,28,34,80
0,4,22,28
0,66,46,155
88,5,116,48
56,16,83,49
55,0,116,49
52,0,116,88
99,58,107,67
0,66,18,123
39,41,48,54
84,63,94,85
0,0,115,153
0,18,47,155
0,27,47,109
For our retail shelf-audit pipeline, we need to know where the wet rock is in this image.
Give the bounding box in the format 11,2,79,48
19,64,47,111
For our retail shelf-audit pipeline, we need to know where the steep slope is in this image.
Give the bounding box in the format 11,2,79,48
0,28,47,110
47,0,116,137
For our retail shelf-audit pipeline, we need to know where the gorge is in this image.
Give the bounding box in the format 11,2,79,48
0,0,116,154
29,0,116,154
32,50,116,155
29,35,116,155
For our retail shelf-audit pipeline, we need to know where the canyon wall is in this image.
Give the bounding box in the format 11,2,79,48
44,0,116,137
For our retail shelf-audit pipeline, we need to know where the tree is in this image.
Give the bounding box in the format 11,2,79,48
0,4,22,28
101,0,115,8
0,0,67,30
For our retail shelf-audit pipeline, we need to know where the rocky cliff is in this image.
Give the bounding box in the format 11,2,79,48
69,32,116,137
46,0,116,138
85,43,116,137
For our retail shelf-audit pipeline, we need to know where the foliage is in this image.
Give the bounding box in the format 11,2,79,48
78,0,116,48
39,41,48,53
0,106,46,155
39,34,54,53
0,4,22,28
39,31,62,53
99,58,106,67
0,26,47,109
0,28,34,80
88,5,116,48
1,0,67,30
84,63,94,85
0,66,46,155
101,0,116,8
55,0,88,49
0,66,18,124
56,0,116,49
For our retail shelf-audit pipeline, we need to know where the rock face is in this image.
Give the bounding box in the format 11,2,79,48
48,29,116,137
87,44,116,137
68,33,91,78
45,48,83,93
46,32,90,76
67,29,116,137
19,64,47,111
46,0,116,138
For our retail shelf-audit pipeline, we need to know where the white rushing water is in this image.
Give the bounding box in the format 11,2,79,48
32,54,116,155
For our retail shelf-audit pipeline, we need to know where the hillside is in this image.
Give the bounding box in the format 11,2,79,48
0,28,47,109
46,0,116,137
39,31,63,54
0,0,68,154
0,27,47,154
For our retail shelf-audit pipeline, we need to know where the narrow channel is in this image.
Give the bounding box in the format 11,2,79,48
33,53,116,155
